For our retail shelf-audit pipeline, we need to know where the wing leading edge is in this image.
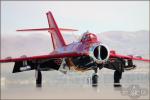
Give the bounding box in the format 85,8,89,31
0,52,84,63
110,51,150,62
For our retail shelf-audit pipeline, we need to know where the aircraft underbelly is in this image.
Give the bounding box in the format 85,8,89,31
66,56,96,72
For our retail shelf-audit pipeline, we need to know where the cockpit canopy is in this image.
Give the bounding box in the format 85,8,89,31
80,32,98,42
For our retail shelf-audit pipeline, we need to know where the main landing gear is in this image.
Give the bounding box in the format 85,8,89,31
114,70,122,87
35,70,42,87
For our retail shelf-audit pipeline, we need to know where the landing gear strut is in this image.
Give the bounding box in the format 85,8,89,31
114,70,122,87
92,68,98,87
35,70,42,87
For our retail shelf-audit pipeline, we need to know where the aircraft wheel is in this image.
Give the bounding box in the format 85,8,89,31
114,70,122,87
36,70,42,87
92,73,98,87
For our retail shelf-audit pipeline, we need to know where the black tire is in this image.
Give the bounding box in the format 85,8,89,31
36,70,42,87
92,74,98,87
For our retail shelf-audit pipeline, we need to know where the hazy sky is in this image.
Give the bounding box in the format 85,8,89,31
1,1,149,36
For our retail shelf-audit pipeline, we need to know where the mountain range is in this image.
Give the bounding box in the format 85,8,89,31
1,30,149,58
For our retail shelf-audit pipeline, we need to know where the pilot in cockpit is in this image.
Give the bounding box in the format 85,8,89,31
80,31,98,43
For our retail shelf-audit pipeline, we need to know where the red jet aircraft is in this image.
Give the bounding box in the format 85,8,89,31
0,11,149,87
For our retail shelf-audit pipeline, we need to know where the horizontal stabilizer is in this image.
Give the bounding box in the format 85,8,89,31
17,28,78,32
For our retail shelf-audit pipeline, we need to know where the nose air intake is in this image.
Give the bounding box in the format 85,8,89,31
92,44,109,63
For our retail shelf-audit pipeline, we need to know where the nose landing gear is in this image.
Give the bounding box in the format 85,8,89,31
92,68,98,87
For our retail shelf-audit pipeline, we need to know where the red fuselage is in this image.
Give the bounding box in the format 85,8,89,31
52,32,109,71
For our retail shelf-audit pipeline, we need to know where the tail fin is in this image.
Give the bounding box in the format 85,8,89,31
17,11,78,49
46,11,66,49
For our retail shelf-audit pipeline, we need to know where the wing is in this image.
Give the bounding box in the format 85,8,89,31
109,50,150,62
0,52,83,63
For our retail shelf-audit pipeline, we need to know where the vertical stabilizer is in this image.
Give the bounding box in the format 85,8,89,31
46,11,66,49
